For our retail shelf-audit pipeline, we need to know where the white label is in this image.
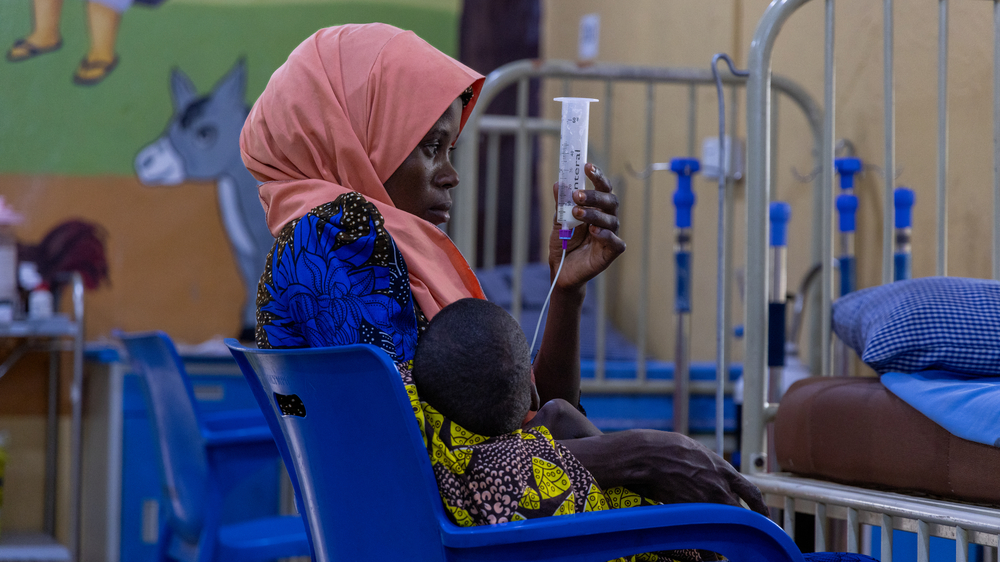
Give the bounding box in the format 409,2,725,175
578,14,600,62
701,136,746,180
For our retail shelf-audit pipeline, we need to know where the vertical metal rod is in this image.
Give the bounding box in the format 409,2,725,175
675,273,691,435
453,99,481,262
456,106,485,265
847,507,860,553
69,272,84,560
884,0,896,284
637,82,655,383
483,133,501,269
882,514,894,562
687,84,698,157
595,81,613,383
917,519,931,562
44,351,59,535
814,502,828,553
770,92,779,201
720,84,738,454
994,0,1000,281
744,0,809,474
821,0,837,378
783,497,795,537
957,526,970,562
937,0,949,276
511,78,531,324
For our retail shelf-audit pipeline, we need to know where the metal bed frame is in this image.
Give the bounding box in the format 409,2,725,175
452,60,820,430
742,1,1000,560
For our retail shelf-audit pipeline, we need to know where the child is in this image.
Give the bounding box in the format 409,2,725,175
412,297,533,436
408,297,637,527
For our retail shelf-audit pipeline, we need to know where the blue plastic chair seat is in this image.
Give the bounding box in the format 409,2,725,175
217,515,312,561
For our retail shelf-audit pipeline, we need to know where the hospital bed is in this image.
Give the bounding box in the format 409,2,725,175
740,1,1000,561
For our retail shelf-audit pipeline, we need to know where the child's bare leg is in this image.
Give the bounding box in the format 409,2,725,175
524,398,602,439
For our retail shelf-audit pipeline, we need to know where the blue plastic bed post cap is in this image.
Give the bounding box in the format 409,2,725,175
670,158,700,228
769,201,792,247
894,187,915,228
836,193,859,233
670,158,701,176
834,157,863,190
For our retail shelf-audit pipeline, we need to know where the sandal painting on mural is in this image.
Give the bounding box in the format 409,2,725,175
73,55,119,86
6,38,63,62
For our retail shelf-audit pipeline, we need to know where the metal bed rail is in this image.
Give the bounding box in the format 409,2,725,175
453,59,821,399
743,0,1000,559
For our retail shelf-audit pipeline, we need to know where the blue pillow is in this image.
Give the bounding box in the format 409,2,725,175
832,277,1000,376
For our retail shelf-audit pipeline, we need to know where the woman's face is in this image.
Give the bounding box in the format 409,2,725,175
384,98,463,225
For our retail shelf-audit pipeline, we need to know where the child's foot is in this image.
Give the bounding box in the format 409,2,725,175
72,55,118,86
6,36,62,62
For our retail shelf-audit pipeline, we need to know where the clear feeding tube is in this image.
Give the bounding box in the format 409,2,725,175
555,97,599,247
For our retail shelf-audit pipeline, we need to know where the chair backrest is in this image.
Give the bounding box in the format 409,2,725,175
225,342,449,562
118,331,209,544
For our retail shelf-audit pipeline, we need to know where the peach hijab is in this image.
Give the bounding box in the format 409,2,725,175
240,23,486,318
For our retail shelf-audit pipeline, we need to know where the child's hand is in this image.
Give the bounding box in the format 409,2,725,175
524,398,602,439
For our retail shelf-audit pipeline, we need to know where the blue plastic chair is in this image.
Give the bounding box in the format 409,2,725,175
117,331,310,562
225,340,805,562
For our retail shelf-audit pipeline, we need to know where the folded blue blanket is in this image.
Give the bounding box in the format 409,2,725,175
881,370,1000,447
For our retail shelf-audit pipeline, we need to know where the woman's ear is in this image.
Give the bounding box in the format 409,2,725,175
530,381,541,412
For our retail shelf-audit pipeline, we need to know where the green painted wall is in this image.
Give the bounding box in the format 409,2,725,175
0,1,458,175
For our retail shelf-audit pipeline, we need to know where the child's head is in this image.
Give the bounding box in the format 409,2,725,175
412,298,532,436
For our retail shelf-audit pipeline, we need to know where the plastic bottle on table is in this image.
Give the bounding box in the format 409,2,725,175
29,283,54,320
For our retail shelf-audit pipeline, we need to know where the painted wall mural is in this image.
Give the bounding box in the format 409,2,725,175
135,60,269,338
0,0,459,343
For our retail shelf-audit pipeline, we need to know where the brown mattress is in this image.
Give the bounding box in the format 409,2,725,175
774,376,1000,506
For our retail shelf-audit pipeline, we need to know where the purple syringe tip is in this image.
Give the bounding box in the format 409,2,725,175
559,228,573,249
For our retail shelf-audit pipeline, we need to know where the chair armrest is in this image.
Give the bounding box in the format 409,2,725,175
440,503,804,562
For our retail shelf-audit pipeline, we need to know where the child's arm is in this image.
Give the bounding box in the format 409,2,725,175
523,398,602,439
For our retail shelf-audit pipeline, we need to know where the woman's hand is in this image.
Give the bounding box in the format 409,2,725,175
548,163,626,293
559,429,769,516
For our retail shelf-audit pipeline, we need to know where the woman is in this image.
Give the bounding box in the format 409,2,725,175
240,21,765,549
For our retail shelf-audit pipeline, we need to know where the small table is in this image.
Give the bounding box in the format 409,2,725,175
0,274,84,562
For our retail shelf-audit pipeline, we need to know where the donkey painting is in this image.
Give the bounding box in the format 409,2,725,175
135,59,271,340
